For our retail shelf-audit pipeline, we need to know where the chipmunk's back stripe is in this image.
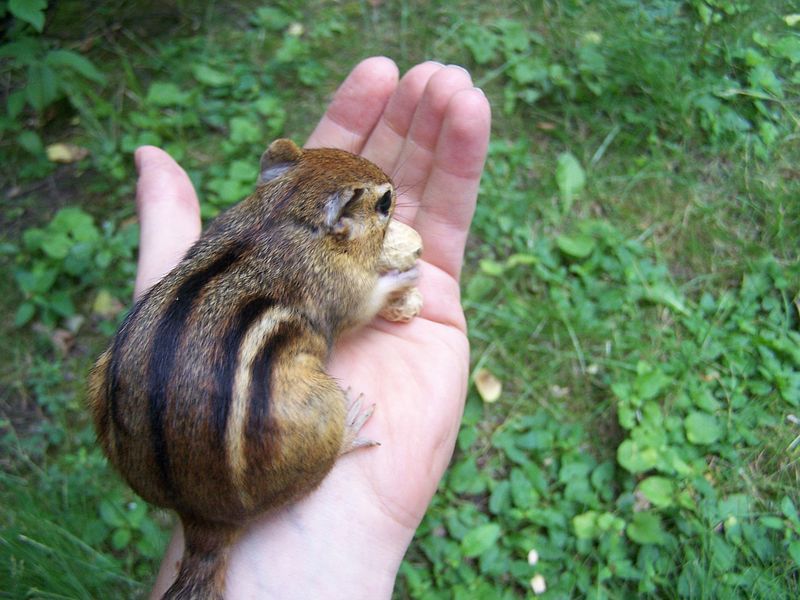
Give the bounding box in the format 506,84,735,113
212,296,276,444
247,320,301,441
148,243,247,492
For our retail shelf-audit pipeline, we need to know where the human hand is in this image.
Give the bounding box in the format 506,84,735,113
142,57,490,599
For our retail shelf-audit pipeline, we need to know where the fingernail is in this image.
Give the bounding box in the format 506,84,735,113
472,86,486,97
446,64,471,77
134,146,158,174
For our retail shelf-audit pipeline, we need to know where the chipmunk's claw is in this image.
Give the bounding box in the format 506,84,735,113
340,392,379,455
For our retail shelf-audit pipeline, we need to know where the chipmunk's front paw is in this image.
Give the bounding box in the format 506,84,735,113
376,220,423,323
376,267,421,322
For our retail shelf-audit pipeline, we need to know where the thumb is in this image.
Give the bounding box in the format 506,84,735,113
134,146,202,299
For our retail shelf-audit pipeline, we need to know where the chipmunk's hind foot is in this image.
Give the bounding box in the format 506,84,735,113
339,392,379,455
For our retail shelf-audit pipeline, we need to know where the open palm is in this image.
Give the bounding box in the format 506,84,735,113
142,58,490,598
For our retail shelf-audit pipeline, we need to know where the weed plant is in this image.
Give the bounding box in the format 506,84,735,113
1,1,798,598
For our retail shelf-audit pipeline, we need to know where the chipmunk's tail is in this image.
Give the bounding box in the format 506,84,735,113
161,518,240,600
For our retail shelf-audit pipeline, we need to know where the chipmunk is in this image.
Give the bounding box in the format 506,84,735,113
86,139,421,599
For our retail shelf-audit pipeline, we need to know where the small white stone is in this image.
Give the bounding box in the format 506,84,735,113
527,549,539,565
530,574,546,595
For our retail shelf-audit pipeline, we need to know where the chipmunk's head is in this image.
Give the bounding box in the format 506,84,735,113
257,139,395,254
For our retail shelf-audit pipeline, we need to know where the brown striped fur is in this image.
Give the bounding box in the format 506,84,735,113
86,140,416,599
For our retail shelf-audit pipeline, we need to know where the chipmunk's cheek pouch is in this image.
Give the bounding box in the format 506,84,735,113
259,138,303,184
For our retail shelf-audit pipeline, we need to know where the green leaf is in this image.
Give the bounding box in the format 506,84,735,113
0,37,42,63
510,468,536,508
49,291,76,317
15,264,57,294
229,116,261,144
9,0,47,32
135,518,166,558
638,476,675,508
461,523,501,557
14,302,36,327
16,130,44,155
26,63,60,111
506,253,538,267
710,536,737,571
40,234,72,259
448,457,486,495
635,367,671,400
556,234,595,259
45,49,106,84
644,283,689,315
252,6,294,31
627,512,666,545
789,541,800,567
760,516,785,530
488,481,511,515
462,24,499,65
192,64,234,87
110,527,132,550
125,501,147,528
8,90,26,119
748,64,783,98
53,207,99,241
555,152,586,211
772,36,800,64
99,500,126,528
597,512,625,533
479,258,505,276
229,160,255,182
721,493,750,515
559,458,592,483
685,411,722,445
781,496,799,523
691,387,721,412
573,511,599,539
208,178,248,205
497,19,530,54
146,82,190,107
510,57,548,85
617,439,659,473
254,95,282,116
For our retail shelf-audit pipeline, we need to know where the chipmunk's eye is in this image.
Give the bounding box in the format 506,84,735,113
376,190,392,216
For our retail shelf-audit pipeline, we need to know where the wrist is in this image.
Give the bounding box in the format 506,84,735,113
229,479,414,599
152,464,416,599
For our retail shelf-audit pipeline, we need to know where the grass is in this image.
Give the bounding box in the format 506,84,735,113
1,0,799,598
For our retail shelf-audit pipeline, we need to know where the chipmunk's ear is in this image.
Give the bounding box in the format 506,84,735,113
259,139,302,184
324,187,364,236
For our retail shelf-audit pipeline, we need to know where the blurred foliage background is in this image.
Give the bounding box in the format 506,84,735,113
1,1,799,598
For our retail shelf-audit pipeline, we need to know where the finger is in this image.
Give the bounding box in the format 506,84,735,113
388,66,474,224
305,56,398,153
413,88,491,280
359,61,444,172
150,527,184,598
134,146,201,299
